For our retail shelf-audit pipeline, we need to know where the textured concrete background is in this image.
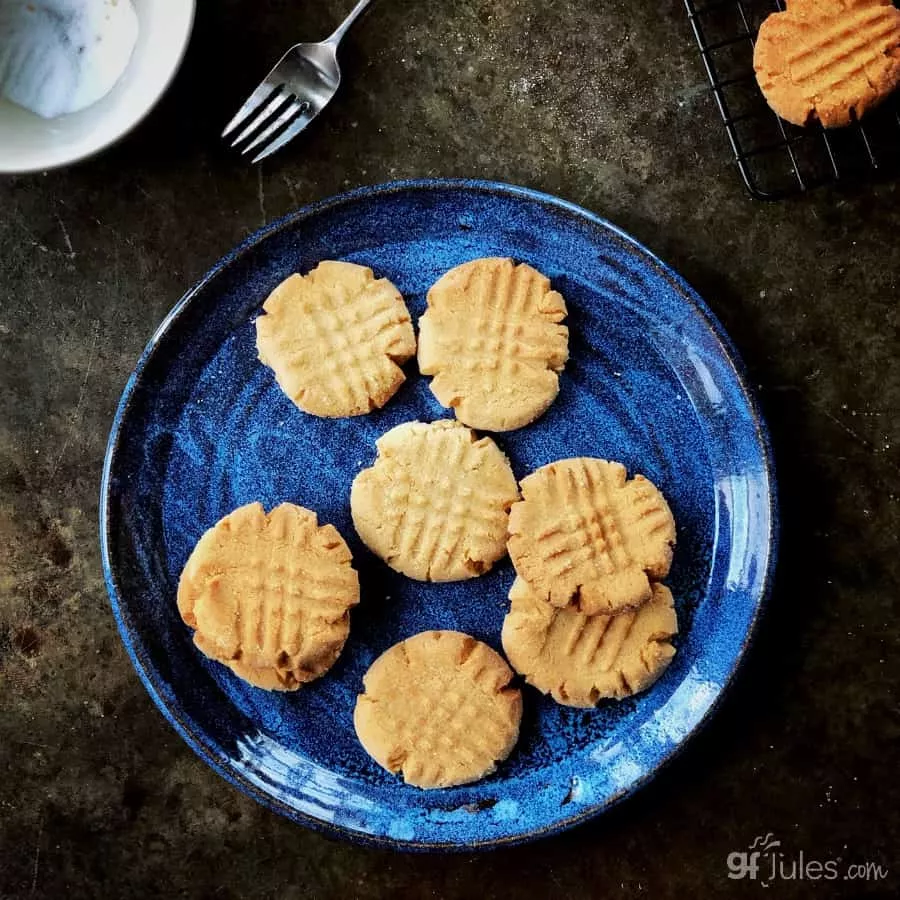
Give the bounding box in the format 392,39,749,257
1,0,898,897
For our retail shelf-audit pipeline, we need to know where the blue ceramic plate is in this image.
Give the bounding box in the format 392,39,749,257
101,180,776,850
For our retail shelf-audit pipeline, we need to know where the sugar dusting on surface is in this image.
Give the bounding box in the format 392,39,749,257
0,0,138,118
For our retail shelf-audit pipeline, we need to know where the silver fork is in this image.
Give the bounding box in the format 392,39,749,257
222,0,372,163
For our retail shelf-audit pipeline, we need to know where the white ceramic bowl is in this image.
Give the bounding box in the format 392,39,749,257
0,0,196,174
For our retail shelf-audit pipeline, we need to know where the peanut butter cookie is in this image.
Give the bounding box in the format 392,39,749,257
177,502,360,691
507,458,675,615
256,261,416,417
502,578,678,707
354,630,523,788
418,257,568,431
350,420,519,581
754,0,900,127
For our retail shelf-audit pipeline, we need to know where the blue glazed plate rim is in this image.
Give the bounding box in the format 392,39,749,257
100,178,779,851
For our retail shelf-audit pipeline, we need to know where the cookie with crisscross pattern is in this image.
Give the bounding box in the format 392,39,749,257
754,0,900,127
350,420,519,581
256,261,416,417
354,630,523,788
418,257,568,432
177,502,360,691
507,458,675,616
502,578,678,707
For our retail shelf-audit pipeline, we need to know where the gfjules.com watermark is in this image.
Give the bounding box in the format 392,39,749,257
727,834,889,885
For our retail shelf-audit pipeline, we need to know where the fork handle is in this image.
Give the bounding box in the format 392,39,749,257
325,0,373,46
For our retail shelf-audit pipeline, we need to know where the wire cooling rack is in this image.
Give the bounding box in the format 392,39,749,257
684,0,900,198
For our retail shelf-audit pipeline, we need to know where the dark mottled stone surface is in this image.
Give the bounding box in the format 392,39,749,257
0,1,897,897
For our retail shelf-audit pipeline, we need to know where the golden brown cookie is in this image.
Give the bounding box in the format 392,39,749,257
418,257,569,432
353,630,523,789
350,420,519,581
507,458,675,616
754,0,900,127
255,261,416,417
501,578,678,707
177,502,360,691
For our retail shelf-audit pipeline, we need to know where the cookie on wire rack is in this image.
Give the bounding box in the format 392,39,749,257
754,0,900,127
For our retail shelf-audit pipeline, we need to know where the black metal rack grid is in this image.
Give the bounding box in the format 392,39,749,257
684,0,900,198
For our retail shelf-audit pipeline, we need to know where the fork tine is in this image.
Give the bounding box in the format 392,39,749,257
250,107,315,163
221,81,281,138
230,88,293,147
242,100,308,157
